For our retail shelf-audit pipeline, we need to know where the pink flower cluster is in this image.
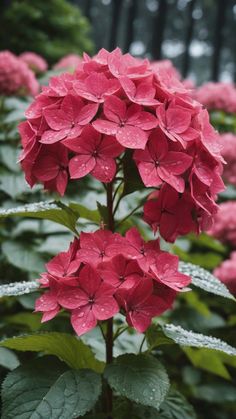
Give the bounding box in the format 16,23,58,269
208,201,236,246
0,50,39,96
19,48,224,242
194,82,236,114
214,252,236,296
35,228,190,335
219,133,236,186
19,52,48,74
53,54,82,71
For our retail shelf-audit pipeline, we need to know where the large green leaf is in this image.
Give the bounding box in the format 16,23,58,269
162,324,236,356
1,356,102,419
158,389,197,419
0,172,33,198
0,332,104,372
2,241,46,273
0,201,80,233
179,262,235,300
104,354,169,410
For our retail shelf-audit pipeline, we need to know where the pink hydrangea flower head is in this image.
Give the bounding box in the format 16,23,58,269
19,47,223,228
214,252,236,296
53,54,83,71
19,52,48,74
0,50,39,96
35,229,191,335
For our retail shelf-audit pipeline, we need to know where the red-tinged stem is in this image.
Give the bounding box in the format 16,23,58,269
105,182,114,418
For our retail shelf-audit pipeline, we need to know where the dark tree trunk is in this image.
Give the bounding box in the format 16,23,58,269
212,0,227,81
182,0,196,78
151,0,168,60
123,0,137,53
108,0,124,51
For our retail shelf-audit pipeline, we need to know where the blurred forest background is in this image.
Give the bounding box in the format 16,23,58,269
0,0,236,83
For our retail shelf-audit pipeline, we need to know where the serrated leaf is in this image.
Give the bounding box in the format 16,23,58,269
2,241,46,273
0,348,20,370
0,332,104,372
0,201,80,233
162,324,236,356
1,356,102,419
183,347,231,379
104,354,169,410
0,282,39,298
179,262,235,300
158,389,197,419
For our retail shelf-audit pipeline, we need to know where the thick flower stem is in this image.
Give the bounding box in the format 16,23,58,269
105,182,114,418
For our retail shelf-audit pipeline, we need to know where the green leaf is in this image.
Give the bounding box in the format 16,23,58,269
158,389,197,419
0,201,80,233
0,348,20,370
183,348,231,379
2,241,46,273
4,312,42,332
146,325,174,350
0,332,104,372
193,383,236,403
104,354,169,410
123,150,144,196
1,356,102,418
174,247,223,270
187,232,227,253
162,324,236,356
70,202,100,223
179,262,235,300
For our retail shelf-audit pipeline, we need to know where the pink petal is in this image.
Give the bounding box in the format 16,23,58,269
99,135,124,157
92,119,118,135
41,129,69,144
44,109,70,130
157,167,185,192
79,264,102,296
135,111,158,130
116,125,148,149
69,155,95,178
41,307,60,322
56,170,68,196
166,109,191,133
104,95,126,122
161,152,192,175
58,288,88,309
35,291,58,312
71,306,97,336
76,103,99,125
91,157,116,182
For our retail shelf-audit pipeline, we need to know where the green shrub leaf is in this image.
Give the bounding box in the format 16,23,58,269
104,354,169,410
1,356,102,418
0,332,104,372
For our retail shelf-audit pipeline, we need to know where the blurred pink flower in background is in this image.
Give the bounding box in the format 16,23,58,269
0,50,39,96
194,82,236,113
219,133,236,186
214,252,236,296
53,54,82,71
19,51,48,74
208,201,236,246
